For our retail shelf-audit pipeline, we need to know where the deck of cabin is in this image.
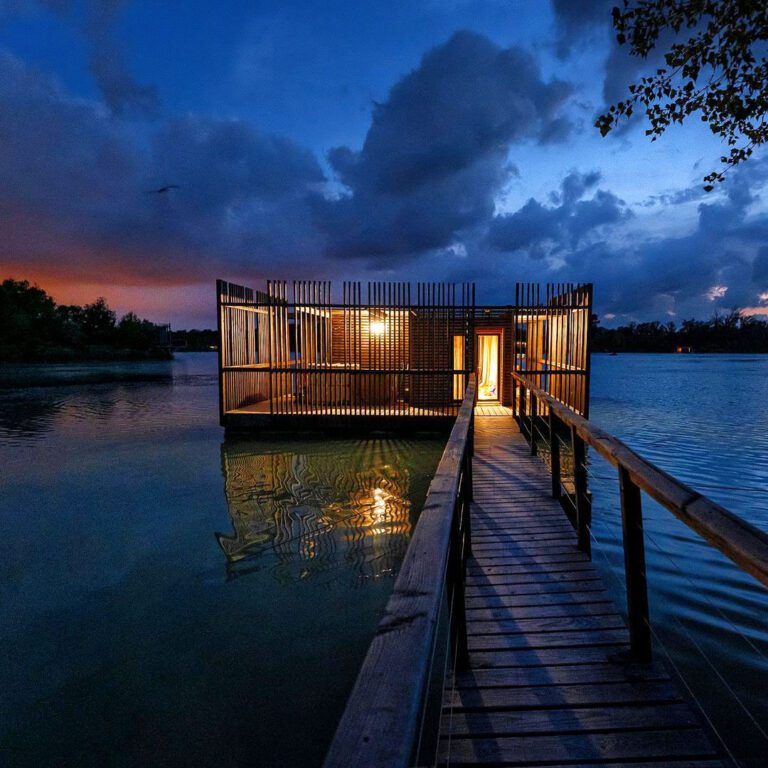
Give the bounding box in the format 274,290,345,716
439,414,723,767
226,400,513,428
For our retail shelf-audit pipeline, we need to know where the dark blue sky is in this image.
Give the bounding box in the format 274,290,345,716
1,0,767,326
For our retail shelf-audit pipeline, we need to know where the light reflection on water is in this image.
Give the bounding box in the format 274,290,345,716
589,354,768,768
0,354,444,767
218,438,421,585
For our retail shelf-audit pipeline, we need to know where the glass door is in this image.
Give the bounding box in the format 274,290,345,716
477,334,500,401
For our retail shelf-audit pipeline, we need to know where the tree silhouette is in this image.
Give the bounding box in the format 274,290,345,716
596,1,768,190
0,279,170,361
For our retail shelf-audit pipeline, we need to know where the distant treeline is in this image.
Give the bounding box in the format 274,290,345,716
592,311,768,353
170,328,218,351
1,279,172,362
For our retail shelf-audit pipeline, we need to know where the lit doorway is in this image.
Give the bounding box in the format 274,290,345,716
477,334,500,401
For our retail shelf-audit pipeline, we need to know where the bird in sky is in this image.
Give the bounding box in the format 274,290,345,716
144,184,180,194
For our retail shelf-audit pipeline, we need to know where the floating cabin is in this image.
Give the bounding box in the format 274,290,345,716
216,280,592,431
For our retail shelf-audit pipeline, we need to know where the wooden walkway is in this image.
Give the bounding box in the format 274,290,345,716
474,404,513,417
439,415,723,767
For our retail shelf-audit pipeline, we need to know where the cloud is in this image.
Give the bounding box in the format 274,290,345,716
560,167,768,318
316,31,574,262
549,0,675,138
0,50,325,284
488,170,630,255
6,0,159,114
2,15,767,329
81,1,159,115
551,0,614,58
753,247,768,287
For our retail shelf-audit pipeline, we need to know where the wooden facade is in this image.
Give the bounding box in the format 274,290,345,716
216,279,592,430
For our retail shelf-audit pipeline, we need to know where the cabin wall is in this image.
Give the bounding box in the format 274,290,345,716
330,309,410,369
217,280,270,416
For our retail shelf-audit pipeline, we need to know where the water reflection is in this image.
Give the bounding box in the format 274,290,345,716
0,362,173,444
218,437,427,584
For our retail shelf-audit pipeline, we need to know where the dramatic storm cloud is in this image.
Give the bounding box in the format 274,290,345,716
0,50,327,294
488,170,630,256
316,31,573,262
561,165,768,319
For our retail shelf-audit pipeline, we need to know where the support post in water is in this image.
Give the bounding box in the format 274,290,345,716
549,411,561,500
618,466,652,663
571,426,591,557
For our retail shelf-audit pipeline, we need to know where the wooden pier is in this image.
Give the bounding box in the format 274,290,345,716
324,372,768,768
439,414,722,766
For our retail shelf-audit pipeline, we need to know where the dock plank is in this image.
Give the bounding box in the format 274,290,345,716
439,729,717,765
439,414,722,767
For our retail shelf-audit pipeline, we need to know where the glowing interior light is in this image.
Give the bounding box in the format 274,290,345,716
370,319,387,335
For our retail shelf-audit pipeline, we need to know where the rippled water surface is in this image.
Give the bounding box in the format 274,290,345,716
2,353,767,766
0,354,444,767
589,354,768,767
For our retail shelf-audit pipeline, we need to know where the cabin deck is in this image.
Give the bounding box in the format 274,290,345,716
439,414,723,767
224,401,513,430
229,401,512,417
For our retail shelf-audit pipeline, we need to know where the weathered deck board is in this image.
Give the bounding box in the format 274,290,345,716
439,414,722,767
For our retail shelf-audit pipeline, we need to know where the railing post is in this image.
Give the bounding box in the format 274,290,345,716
618,467,652,662
549,411,561,500
519,382,527,431
466,428,474,501
512,378,518,419
571,425,592,557
529,394,537,456
461,447,473,557
451,467,470,671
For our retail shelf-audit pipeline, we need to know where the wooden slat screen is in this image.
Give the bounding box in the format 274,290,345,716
513,283,593,416
217,280,475,421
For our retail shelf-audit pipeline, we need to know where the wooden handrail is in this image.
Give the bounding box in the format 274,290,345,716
324,375,477,768
511,371,768,589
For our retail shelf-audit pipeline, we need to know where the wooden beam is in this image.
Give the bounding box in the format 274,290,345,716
511,370,768,590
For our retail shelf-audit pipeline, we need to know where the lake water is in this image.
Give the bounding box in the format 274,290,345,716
589,353,768,767
1,353,766,766
0,354,445,767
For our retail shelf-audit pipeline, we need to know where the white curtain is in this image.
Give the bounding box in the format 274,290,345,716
478,335,499,400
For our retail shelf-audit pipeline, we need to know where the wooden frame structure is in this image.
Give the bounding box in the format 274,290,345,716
216,279,592,430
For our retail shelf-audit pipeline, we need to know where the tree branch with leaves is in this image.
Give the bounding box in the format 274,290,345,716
596,1,768,190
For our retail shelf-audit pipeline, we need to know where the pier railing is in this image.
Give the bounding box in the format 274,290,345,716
512,370,768,662
324,375,476,768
